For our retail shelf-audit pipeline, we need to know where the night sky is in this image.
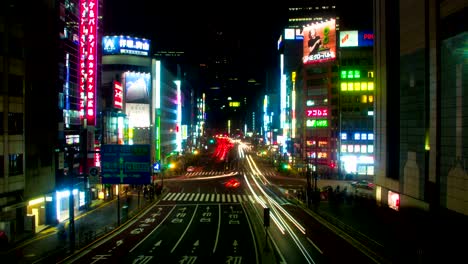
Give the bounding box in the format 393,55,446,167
103,1,287,76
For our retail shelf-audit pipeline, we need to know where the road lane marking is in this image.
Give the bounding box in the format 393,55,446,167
171,205,200,253
307,237,323,254
212,204,221,253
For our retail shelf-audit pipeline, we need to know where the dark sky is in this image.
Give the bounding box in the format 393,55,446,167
103,1,287,74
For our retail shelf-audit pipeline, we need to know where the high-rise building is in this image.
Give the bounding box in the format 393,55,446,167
374,0,467,216
0,0,103,241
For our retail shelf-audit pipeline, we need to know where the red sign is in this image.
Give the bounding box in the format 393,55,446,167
306,108,328,117
113,81,123,109
78,0,98,126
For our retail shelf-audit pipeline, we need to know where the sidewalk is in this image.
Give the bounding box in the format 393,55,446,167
0,188,157,264
303,191,467,264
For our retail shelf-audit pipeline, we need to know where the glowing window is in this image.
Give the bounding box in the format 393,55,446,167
347,70,354,78
354,145,360,152
368,133,374,140
361,133,367,140
348,145,354,153
368,145,374,153
354,83,361,91
369,95,374,103
348,82,354,91
341,71,347,79
354,82,361,91
362,95,367,103
341,133,347,140
341,82,347,91
354,133,360,140
354,70,360,78
368,82,374,90
361,82,367,90
361,145,367,153
368,111,374,116
368,71,374,78
341,145,347,152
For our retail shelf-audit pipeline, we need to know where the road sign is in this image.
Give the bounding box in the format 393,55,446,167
101,144,151,184
153,161,161,173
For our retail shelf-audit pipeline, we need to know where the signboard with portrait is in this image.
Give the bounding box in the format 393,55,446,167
302,19,336,65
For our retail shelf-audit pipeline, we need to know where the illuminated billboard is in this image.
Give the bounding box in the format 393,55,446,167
103,36,150,56
306,119,328,127
339,30,374,47
125,72,151,104
302,19,336,65
78,0,98,126
306,108,328,117
113,81,123,109
339,31,358,47
126,103,150,128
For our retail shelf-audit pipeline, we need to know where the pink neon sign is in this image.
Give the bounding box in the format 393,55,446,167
113,81,123,109
78,0,97,126
306,108,328,117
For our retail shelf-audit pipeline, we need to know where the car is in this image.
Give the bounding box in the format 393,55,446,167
186,166,195,172
350,180,375,189
224,178,241,189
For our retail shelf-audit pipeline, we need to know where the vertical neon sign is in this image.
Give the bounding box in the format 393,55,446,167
79,0,97,126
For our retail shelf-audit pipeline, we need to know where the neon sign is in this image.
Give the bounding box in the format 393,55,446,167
306,119,328,127
78,0,98,126
113,81,123,109
306,108,328,117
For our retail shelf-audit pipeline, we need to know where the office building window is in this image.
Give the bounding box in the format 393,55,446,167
9,154,23,176
8,113,23,135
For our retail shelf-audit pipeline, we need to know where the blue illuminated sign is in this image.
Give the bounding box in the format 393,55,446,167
102,36,151,56
153,161,161,173
101,144,151,184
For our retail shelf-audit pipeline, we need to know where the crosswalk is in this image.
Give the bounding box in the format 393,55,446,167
161,192,290,205
184,170,277,177
162,192,254,203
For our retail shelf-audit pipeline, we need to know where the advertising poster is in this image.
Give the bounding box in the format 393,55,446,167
125,72,151,104
302,19,336,65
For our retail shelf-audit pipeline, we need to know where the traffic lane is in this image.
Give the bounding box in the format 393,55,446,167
167,204,220,263
213,203,258,263
67,205,175,264
126,204,204,264
284,204,377,264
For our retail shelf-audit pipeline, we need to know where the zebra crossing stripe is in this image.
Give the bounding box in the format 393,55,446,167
162,193,259,204
188,193,196,201
163,193,172,201
173,193,182,201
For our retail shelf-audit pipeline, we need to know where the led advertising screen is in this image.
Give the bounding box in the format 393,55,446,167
103,36,150,56
126,103,150,128
339,30,374,47
125,72,151,104
339,30,359,47
302,19,336,65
